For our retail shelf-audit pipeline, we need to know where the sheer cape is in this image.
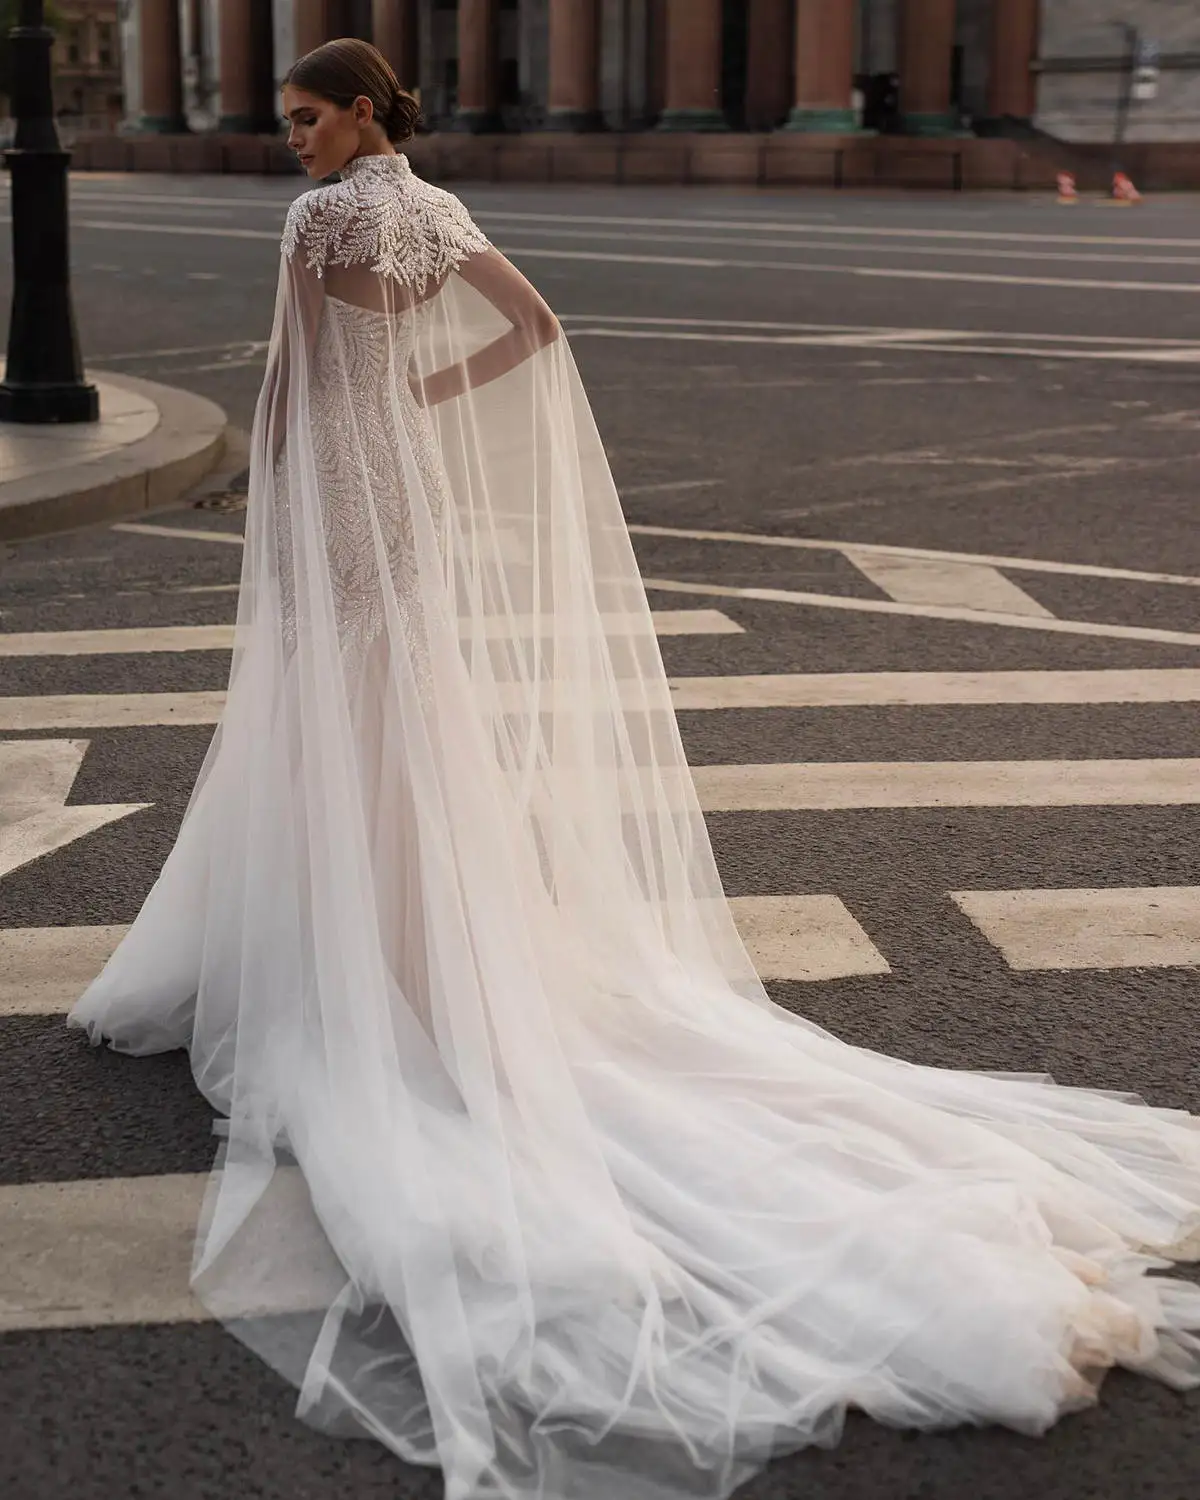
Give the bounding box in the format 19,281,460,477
70,153,1200,1500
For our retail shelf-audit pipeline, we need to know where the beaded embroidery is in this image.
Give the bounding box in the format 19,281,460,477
281,153,491,292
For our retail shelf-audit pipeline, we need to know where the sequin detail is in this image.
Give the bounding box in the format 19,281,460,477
276,296,447,701
281,153,491,293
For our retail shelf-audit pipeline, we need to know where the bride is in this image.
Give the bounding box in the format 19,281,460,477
70,37,1200,1500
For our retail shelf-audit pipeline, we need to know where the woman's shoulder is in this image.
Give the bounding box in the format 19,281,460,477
281,156,490,288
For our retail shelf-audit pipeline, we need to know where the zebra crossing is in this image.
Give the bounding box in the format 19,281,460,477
2,602,1198,1017
2,568,1199,1354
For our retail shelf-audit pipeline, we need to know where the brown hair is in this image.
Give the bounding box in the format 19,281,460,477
283,38,421,144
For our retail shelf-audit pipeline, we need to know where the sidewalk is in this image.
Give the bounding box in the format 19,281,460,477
0,365,226,543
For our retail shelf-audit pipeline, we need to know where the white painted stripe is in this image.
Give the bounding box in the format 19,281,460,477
728,894,890,981
642,577,1200,650
690,759,1200,812
0,1173,209,1331
8,666,1200,730
475,208,1200,253
632,524,1200,589
52,195,1200,251
0,626,236,656
0,925,127,1015
842,552,1053,619
0,742,150,877
569,326,1200,363
561,314,1200,349
951,886,1200,972
668,669,1200,710
112,522,244,545
499,244,1200,297
0,694,227,730
0,611,740,659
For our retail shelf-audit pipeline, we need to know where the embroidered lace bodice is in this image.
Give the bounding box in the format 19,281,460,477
275,154,489,671
281,152,491,292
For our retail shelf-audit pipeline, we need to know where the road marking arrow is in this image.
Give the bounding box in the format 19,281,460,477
0,740,151,878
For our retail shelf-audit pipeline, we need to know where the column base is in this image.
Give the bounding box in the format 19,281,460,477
450,109,505,134
218,114,274,135
656,108,728,132
137,115,188,134
782,107,861,133
544,109,606,132
901,112,968,138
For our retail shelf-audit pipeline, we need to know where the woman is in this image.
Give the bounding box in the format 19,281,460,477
70,38,1200,1500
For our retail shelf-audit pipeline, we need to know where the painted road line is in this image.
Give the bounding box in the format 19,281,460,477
842,551,1054,619
951,886,1200,972
632,524,1200,589
667,669,1200,710
0,625,237,656
642,577,1200,649
0,611,741,660
0,925,128,1015
0,741,149,878
0,1167,354,1332
689,759,1200,812
111,522,244,545
727,895,890,981
10,666,1200,729
0,694,227,731
0,1174,208,1331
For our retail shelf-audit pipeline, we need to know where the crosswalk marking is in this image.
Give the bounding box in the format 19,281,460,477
0,925,127,1014
842,551,1054,619
0,898,888,1017
690,759,1200,811
727,895,890,980
8,668,1200,731
668,668,1200,709
643,576,1200,649
0,1173,208,1331
0,610,742,659
0,694,227,731
951,887,1200,972
0,742,150,877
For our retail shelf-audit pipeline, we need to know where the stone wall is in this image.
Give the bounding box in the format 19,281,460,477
1036,0,1200,142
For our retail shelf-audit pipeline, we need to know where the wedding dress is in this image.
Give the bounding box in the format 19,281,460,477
69,152,1200,1500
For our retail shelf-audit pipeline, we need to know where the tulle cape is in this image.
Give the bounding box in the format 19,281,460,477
71,157,1200,1500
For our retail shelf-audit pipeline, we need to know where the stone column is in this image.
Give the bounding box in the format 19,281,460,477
139,0,186,132
454,0,501,131
784,0,856,132
294,0,329,59
657,0,725,130
899,0,958,136
547,0,602,129
218,0,257,131
744,0,790,131
373,0,419,84
987,0,1038,122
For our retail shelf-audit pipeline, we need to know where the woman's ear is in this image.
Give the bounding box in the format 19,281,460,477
352,94,375,129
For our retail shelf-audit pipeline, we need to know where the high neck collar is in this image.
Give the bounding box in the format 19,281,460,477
340,152,410,184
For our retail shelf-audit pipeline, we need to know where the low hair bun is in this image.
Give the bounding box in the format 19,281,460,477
385,88,421,144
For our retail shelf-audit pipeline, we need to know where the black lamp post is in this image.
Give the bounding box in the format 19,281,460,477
0,0,97,423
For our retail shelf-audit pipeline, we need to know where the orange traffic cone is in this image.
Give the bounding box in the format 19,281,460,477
1111,171,1141,204
1056,171,1078,204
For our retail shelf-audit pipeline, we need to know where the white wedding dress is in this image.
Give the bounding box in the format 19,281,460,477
70,153,1200,1500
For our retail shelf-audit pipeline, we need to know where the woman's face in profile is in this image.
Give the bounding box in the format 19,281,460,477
283,85,365,180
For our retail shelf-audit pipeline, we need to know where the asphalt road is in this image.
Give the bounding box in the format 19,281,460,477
2,171,1200,1500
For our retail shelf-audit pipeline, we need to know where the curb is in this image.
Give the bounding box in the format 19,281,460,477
0,373,228,543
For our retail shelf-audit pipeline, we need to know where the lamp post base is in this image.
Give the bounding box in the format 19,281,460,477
0,379,98,424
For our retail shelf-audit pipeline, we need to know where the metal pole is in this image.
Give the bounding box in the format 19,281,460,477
1112,21,1137,176
0,0,98,423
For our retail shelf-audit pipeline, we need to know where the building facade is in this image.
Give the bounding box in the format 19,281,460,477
116,1,1200,144
52,1,123,129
